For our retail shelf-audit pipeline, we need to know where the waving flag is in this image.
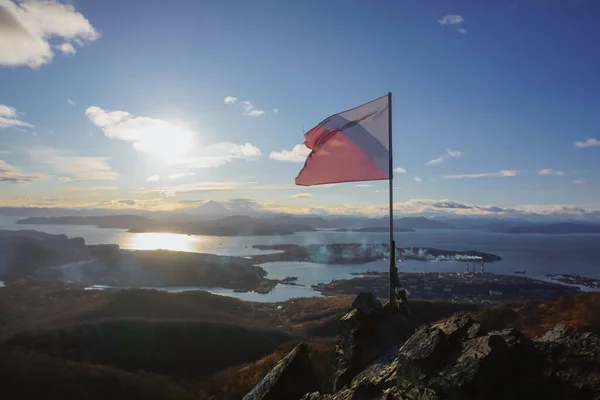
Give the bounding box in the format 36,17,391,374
295,95,390,186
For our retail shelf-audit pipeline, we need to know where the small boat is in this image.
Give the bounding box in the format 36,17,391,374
513,270,526,274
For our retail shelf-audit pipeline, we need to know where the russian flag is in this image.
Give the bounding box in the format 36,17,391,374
295,95,390,186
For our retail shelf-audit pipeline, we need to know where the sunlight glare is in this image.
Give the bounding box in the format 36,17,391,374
133,124,194,164
126,232,197,252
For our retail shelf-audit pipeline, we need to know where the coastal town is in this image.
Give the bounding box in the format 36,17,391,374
312,271,580,303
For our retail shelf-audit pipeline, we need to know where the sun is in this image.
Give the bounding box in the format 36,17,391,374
133,124,194,164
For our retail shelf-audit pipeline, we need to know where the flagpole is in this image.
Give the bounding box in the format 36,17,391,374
387,91,396,308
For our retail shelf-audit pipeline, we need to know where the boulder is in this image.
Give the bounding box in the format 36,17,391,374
534,325,600,399
243,342,318,400
331,293,414,392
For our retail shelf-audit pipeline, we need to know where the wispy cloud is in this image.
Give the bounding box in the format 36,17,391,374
270,144,311,162
242,100,265,117
30,147,119,182
394,167,407,174
143,181,259,196
355,184,372,187
224,96,267,116
443,170,517,179
168,172,195,179
539,168,565,176
0,0,99,68
55,42,76,55
438,15,464,26
272,108,279,114
67,185,117,191
573,179,588,184
574,138,600,148
0,159,44,184
147,172,195,182
67,99,76,106
292,193,311,199
425,149,463,166
179,142,261,168
0,104,33,129
414,177,422,182
438,14,467,34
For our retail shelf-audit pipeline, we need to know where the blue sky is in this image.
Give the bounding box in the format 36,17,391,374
1,0,600,217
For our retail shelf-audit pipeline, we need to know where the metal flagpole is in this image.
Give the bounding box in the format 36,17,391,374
387,92,396,308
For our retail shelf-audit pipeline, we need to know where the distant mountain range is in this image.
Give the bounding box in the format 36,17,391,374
491,222,600,234
4,203,600,235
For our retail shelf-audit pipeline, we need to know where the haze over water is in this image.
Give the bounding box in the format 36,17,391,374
3,216,599,282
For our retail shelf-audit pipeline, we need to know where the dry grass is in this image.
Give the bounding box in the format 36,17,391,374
473,293,600,336
198,338,336,400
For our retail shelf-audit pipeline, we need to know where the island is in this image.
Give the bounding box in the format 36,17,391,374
16,215,155,229
16,215,316,237
546,274,600,289
251,243,501,264
332,227,414,233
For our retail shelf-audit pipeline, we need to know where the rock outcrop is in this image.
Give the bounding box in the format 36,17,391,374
246,293,600,400
243,342,318,400
331,293,414,392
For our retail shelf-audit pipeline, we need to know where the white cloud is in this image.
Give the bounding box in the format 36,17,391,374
438,14,467,34
575,138,600,148
67,185,117,191
224,97,267,117
67,98,75,106
442,170,517,179
292,193,312,199
0,159,44,183
0,104,33,129
573,179,588,184
414,177,422,182
539,169,565,176
272,108,279,114
31,147,119,181
355,184,372,187
85,106,195,164
0,0,99,68
425,149,463,166
179,142,261,168
242,100,265,117
438,14,464,26
147,175,160,182
168,172,195,179
270,144,311,162
56,42,75,55
394,167,407,174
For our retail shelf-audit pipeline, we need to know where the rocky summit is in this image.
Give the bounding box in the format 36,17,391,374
245,293,600,400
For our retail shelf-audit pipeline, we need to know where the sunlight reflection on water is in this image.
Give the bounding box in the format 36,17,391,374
125,232,201,252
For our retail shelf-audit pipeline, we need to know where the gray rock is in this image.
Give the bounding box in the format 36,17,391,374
431,313,475,342
243,342,318,400
332,294,414,392
397,327,448,388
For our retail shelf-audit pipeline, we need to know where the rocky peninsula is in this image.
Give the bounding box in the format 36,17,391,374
251,243,501,264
